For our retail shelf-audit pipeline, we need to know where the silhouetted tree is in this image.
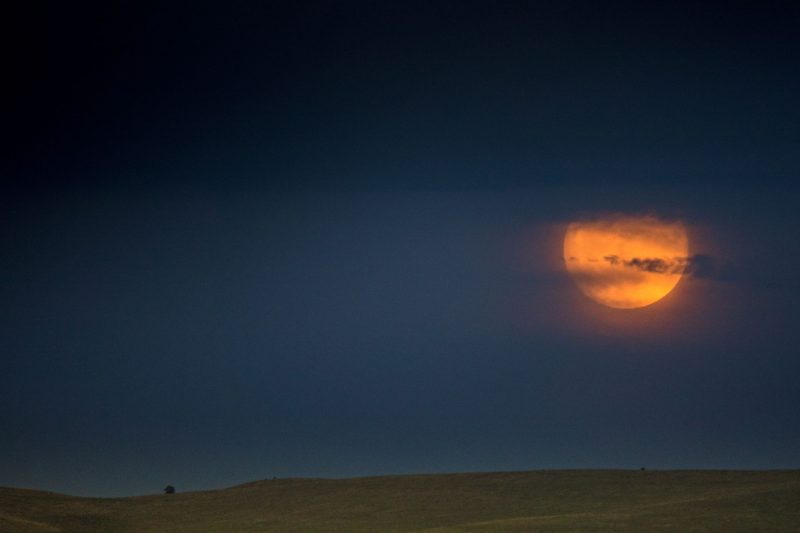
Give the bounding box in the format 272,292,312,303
164,485,175,494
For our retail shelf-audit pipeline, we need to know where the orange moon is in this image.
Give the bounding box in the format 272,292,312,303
563,215,689,309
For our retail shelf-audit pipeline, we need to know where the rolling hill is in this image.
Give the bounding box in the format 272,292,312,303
2,470,799,532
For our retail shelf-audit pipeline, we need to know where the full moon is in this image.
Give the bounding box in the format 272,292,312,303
563,215,689,309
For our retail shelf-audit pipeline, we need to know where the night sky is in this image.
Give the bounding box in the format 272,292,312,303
3,1,800,496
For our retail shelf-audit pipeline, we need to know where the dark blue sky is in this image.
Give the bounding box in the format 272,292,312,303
3,1,800,496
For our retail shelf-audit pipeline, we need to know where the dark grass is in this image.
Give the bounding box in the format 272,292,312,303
2,470,800,532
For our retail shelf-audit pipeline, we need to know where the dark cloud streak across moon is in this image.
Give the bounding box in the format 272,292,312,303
601,254,733,281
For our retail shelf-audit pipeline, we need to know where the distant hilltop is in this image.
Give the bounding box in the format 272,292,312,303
2,470,800,532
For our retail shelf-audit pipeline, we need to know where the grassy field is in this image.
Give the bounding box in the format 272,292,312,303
1,470,799,532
